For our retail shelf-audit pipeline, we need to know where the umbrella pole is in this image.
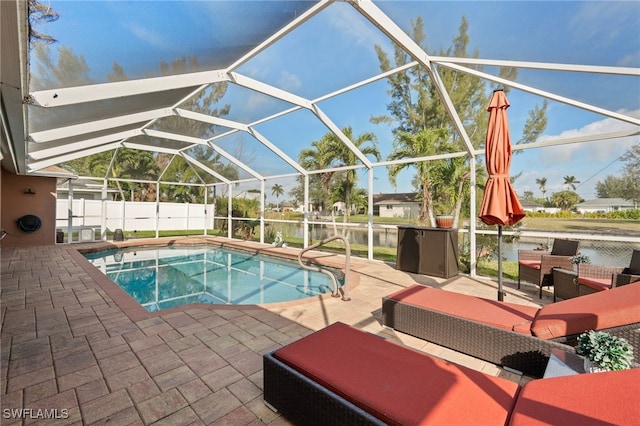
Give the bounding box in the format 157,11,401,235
498,225,504,301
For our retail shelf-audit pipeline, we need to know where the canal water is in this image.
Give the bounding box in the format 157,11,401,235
271,222,638,267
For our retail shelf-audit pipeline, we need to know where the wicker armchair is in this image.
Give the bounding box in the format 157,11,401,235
556,250,640,299
615,249,640,287
576,264,625,296
518,239,580,298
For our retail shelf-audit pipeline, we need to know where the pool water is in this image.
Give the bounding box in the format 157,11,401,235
84,245,342,312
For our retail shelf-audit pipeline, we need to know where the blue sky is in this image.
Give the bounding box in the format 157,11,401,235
35,1,640,203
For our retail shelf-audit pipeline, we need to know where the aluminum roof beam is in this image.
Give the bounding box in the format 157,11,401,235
350,0,476,156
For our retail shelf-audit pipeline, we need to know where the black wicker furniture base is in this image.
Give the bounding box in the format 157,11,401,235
263,352,385,426
382,286,640,378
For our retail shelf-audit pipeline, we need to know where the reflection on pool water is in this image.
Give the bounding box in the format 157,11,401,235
84,245,342,312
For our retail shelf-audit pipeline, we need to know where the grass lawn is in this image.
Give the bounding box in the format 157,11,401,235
477,259,519,281
520,217,640,234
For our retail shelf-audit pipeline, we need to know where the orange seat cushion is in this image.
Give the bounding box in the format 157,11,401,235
387,285,538,333
274,322,520,426
577,276,611,291
531,282,640,339
509,369,640,425
519,260,541,270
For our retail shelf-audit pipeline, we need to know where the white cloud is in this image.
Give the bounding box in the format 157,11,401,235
514,109,640,199
278,71,302,93
246,92,271,111
618,51,640,68
538,109,640,166
123,22,168,50
324,3,389,51
569,2,640,45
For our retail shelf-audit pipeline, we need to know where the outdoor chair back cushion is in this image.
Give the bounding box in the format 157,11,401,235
550,239,580,256
273,321,520,426
531,282,640,339
625,249,640,275
385,285,539,333
509,368,640,425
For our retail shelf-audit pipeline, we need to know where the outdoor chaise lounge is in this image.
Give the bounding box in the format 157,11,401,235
263,321,639,426
381,282,640,377
517,238,579,297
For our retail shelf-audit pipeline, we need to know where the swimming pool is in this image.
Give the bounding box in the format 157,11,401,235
84,244,343,312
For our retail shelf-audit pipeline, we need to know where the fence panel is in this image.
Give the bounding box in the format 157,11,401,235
56,199,213,235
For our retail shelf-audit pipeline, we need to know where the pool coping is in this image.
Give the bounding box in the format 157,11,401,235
70,236,363,323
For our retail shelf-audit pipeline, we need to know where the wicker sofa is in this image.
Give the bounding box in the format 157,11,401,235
381,282,640,377
263,322,640,426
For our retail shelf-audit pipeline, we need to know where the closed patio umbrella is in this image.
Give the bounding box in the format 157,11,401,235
479,89,525,301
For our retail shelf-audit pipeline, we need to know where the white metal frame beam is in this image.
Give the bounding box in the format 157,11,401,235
30,70,229,107
350,0,476,156
29,129,142,161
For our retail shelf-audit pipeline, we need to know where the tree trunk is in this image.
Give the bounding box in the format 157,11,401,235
453,171,470,228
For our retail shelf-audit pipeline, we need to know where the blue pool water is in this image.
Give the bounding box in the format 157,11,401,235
84,245,342,312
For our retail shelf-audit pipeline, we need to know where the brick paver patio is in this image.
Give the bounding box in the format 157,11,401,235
1,238,548,425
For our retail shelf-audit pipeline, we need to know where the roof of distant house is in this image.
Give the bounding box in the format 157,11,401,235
373,193,419,204
520,199,544,208
57,178,118,193
576,198,635,207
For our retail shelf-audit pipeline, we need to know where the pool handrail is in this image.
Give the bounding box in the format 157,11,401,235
298,235,351,301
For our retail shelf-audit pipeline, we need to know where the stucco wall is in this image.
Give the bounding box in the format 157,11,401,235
1,169,57,248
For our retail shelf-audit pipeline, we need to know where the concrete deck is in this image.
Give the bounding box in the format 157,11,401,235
1,237,554,425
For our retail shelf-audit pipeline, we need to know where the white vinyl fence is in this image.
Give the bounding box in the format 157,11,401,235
56,199,214,241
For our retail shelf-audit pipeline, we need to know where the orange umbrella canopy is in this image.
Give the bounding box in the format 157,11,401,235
479,90,525,226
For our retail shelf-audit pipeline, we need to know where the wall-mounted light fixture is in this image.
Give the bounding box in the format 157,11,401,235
24,189,36,195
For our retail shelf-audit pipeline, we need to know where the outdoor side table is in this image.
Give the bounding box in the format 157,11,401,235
552,268,579,302
543,348,586,378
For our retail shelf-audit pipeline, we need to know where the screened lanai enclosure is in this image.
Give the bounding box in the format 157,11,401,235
2,0,639,274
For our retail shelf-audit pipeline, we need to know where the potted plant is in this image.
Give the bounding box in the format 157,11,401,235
570,252,590,274
435,214,454,229
576,330,634,372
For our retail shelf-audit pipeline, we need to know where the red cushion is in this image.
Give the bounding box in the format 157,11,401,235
387,285,538,333
274,322,520,426
577,276,611,291
509,369,640,425
519,260,541,270
531,282,640,339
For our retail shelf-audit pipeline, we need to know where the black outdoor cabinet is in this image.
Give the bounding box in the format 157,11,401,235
396,226,459,278
396,226,421,273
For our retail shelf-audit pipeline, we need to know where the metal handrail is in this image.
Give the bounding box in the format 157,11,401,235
298,235,351,301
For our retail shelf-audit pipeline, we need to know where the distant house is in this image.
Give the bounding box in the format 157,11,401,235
57,178,119,200
576,198,636,214
520,199,545,212
373,193,420,219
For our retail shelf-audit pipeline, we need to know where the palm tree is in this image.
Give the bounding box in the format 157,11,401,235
387,128,448,226
536,177,548,199
110,148,159,201
432,155,484,228
563,175,580,191
299,139,334,212
325,127,380,224
271,184,284,210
